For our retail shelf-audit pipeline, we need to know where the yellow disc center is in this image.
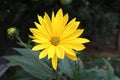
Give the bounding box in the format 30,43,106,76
50,37,59,46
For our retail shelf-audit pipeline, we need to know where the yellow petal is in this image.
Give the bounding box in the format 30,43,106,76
34,22,42,30
31,31,50,42
66,18,76,28
61,38,90,44
38,14,52,37
54,9,65,36
30,27,50,43
34,22,50,39
51,11,57,36
63,13,69,26
32,44,49,51
63,29,84,40
34,22,45,32
30,28,48,39
56,46,64,59
56,8,63,18
52,11,55,22
44,12,51,27
60,18,80,39
38,15,46,26
51,9,68,36
73,38,90,43
32,36,49,43
30,28,40,34
65,53,77,60
39,48,48,59
59,44,75,56
52,55,58,70
48,45,56,59
43,12,52,36
64,44,85,51
29,35,35,39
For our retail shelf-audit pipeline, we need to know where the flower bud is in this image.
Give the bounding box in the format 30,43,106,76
7,27,18,37
60,0,72,5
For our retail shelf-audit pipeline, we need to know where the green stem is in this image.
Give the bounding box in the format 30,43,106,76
53,69,67,80
17,36,52,70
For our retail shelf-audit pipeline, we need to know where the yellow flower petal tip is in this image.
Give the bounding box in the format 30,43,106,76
29,8,90,70
52,55,58,70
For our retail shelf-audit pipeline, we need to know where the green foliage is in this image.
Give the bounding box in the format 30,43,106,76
110,56,120,78
103,59,114,80
3,48,56,80
59,57,84,79
60,57,120,80
2,48,120,80
8,69,40,80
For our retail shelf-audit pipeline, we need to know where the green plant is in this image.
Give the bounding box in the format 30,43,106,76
2,47,120,80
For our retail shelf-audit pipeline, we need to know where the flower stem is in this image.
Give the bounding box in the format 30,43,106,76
17,36,52,70
53,69,67,80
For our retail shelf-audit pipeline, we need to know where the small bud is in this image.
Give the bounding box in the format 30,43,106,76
107,57,111,61
7,27,19,38
60,0,72,5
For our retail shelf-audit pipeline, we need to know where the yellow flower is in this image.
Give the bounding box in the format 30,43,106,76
29,9,90,70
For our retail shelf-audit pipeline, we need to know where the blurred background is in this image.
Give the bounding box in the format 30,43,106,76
0,0,120,79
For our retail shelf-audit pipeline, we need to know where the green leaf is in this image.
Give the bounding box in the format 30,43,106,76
59,57,74,78
111,76,120,80
74,68,109,80
59,57,84,79
103,59,114,80
14,69,40,80
3,48,56,80
86,69,108,80
76,57,84,70
13,48,39,57
3,56,53,79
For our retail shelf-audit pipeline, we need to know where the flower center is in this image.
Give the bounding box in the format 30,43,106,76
50,37,59,46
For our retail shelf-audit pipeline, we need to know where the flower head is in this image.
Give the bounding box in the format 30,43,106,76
7,27,18,38
7,27,17,36
29,9,90,70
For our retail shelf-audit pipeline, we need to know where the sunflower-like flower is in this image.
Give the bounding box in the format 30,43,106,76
29,9,90,70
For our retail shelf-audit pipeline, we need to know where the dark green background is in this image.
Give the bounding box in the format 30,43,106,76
0,0,120,55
